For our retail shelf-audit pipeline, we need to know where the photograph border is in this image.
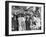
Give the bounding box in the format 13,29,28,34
5,1,45,36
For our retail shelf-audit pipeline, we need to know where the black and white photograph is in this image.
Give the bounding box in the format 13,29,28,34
12,6,41,31
5,1,45,36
